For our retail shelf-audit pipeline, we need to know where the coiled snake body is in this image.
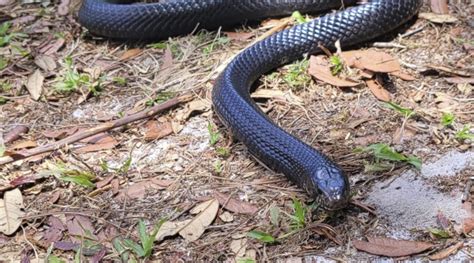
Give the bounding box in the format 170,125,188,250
78,0,422,210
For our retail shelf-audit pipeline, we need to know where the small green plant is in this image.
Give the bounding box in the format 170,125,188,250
0,22,27,48
113,219,165,261
216,146,230,157
207,122,221,146
329,55,343,75
145,91,175,106
455,125,474,141
384,102,415,118
113,76,127,86
441,112,455,127
289,198,306,229
203,36,229,55
41,161,96,188
428,227,451,239
247,230,276,244
147,41,182,58
213,160,223,174
0,96,8,105
283,58,310,89
237,259,256,263
0,56,7,70
361,143,421,169
291,11,310,24
54,56,99,93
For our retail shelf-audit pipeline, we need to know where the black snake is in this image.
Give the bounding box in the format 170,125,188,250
78,0,423,210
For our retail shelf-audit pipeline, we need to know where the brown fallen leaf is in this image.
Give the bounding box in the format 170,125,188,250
352,236,434,257
43,127,78,140
444,77,474,84
392,126,416,144
341,50,400,73
10,140,37,151
119,48,142,61
429,242,463,260
66,214,97,243
145,121,173,141
430,0,449,14
0,189,25,235
225,31,254,41
3,125,29,144
366,79,391,102
40,38,65,55
391,71,416,81
34,55,57,71
214,191,259,215
116,178,173,200
419,12,458,24
26,70,44,101
179,199,219,241
161,47,174,69
308,55,359,87
175,99,211,121
463,217,474,234
74,138,118,154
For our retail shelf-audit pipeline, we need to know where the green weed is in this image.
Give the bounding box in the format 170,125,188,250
361,143,421,169
330,55,343,75
283,59,310,89
384,102,415,118
0,22,27,48
40,161,96,188
455,125,474,141
54,56,101,94
247,230,276,244
441,112,455,127
207,122,221,146
203,36,229,55
145,91,175,106
291,11,310,24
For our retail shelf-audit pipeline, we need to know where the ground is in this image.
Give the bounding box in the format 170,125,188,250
0,1,473,262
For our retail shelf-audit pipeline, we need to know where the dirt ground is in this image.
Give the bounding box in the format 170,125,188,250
0,0,473,262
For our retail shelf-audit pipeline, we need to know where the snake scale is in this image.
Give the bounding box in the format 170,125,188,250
78,0,423,210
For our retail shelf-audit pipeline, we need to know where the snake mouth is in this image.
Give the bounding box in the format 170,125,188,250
318,193,350,211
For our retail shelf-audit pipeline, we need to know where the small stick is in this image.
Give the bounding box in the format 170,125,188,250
0,94,193,166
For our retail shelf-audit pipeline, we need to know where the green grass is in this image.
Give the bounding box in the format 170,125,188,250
40,161,96,188
441,112,455,127
384,102,415,118
207,122,221,146
361,143,421,170
455,125,474,141
54,56,102,94
0,22,27,48
145,91,175,106
247,230,276,244
203,36,229,55
112,219,165,261
283,58,311,89
330,55,344,75
291,11,310,24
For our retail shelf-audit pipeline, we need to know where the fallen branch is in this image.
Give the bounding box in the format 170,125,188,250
0,94,193,166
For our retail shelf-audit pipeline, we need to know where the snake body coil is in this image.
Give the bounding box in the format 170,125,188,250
79,0,422,210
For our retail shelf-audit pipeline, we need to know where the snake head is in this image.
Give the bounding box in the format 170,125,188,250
311,165,350,210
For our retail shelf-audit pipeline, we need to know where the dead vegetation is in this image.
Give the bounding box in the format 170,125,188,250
0,0,473,262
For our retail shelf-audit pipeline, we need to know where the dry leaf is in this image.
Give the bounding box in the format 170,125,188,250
366,80,391,102
119,48,142,61
214,191,258,215
40,38,65,55
429,242,463,260
10,140,37,150
43,127,78,140
26,70,44,101
225,31,254,41
353,236,433,257
179,199,219,241
308,55,359,87
0,189,25,235
3,125,29,144
391,71,416,81
156,220,190,242
116,179,173,200
34,55,56,71
145,121,173,141
419,12,458,24
430,0,449,14
66,214,97,243
219,211,234,222
463,217,474,234
176,99,210,121
230,238,247,257
75,138,118,154
341,50,400,73
251,89,303,105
